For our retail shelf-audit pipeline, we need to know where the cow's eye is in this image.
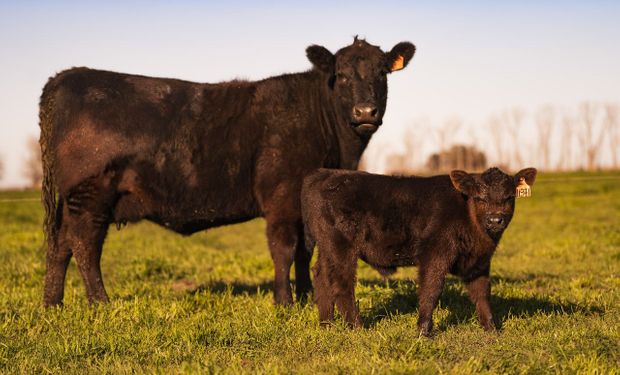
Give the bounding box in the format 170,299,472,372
337,73,349,84
474,197,485,203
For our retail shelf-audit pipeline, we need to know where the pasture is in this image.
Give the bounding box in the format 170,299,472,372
0,171,618,373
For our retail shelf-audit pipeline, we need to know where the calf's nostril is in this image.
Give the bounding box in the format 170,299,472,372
487,217,504,226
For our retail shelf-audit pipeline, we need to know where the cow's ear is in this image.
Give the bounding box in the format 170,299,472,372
386,42,416,73
514,168,537,186
450,170,476,195
306,45,335,74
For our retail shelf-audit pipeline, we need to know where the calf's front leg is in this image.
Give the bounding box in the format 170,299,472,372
464,271,496,331
416,259,448,337
314,242,361,328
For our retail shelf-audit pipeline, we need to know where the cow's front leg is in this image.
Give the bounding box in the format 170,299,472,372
464,270,495,331
265,220,297,305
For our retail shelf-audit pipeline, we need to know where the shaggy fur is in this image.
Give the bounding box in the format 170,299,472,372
39,38,416,307
301,167,537,335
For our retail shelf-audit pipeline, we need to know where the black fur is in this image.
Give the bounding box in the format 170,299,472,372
39,38,416,307
301,167,537,335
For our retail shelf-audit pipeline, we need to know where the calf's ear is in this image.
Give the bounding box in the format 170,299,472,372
450,170,476,195
514,168,537,186
386,42,416,72
306,45,335,74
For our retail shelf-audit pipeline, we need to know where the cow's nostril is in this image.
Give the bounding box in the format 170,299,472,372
353,103,379,123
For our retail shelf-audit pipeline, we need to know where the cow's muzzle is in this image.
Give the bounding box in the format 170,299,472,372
352,103,381,136
354,123,380,135
485,215,506,233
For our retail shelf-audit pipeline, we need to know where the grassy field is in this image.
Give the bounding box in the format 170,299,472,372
0,171,619,373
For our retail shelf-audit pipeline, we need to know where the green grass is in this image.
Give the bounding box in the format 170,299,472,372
1,172,619,374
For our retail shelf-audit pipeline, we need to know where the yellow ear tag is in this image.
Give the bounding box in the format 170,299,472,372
391,55,404,71
516,177,531,198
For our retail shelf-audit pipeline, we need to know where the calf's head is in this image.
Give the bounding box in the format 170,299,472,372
450,167,537,240
306,37,415,136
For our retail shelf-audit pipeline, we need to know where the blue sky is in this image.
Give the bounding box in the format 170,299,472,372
1,1,619,186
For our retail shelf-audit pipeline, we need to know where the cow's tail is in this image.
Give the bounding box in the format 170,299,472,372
39,78,59,251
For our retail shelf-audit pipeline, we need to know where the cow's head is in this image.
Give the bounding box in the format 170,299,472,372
306,37,415,136
450,167,537,241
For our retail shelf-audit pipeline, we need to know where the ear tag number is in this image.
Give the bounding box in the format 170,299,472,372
516,177,531,198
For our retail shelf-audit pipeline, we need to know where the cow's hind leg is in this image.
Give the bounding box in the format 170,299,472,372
43,199,72,307
61,178,115,303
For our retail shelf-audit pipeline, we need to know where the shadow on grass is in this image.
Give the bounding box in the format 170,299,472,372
199,280,273,296
358,278,603,330
173,276,602,332
196,280,315,305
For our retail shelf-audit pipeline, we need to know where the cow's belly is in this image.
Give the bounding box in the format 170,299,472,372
358,238,421,269
112,160,260,234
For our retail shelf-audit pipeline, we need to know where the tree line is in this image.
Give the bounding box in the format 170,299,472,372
375,101,619,174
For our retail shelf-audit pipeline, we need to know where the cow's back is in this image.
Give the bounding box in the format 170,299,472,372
41,67,262,233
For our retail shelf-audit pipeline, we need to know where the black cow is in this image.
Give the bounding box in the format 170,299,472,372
39,37,416,307
301,167,537,335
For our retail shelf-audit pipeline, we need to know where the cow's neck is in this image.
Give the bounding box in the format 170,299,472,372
310,71,369,169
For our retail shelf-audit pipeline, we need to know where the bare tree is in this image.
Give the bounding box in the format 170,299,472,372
604,103,619,169
404,119,427,170
24,135,43,189
383,121,428,174
502,108,525,169
535,105,555,170
577,102,606,171
425,144,487,173
434,117,462,171
557,114,575,171
435,117,461,152
487,115,505,167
